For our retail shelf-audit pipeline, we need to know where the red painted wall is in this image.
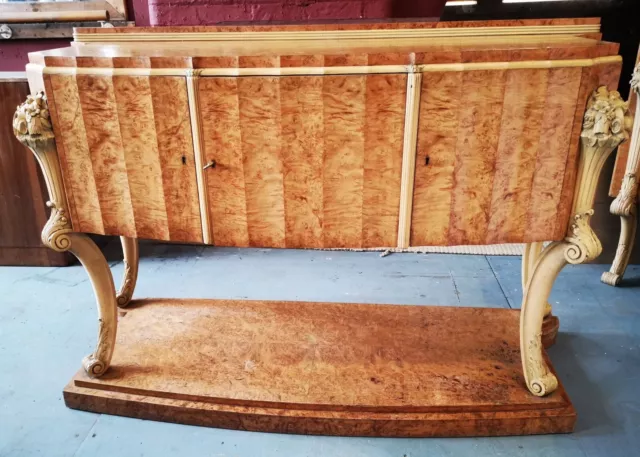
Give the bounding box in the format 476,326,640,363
147,0,446,27
0,1,445,71
0,40,71,72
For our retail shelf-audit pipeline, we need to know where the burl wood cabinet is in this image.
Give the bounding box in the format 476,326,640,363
13,18,637,437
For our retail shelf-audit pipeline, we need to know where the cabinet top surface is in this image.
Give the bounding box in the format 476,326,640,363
28,18,619,70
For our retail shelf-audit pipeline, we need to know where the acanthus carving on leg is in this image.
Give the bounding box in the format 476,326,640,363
521,86,631,396
14,92,117,378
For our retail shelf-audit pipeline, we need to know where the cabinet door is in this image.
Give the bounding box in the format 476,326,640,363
410,68,583,246
47,74,203,242
199,74,407,249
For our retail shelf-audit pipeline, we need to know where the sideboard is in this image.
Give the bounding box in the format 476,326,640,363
13,18,634,437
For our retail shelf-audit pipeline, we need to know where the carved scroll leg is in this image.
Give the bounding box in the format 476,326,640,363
520,242,567,397
523,242,558,348
68,234,118,378
602,212,638,286
116,236,139,308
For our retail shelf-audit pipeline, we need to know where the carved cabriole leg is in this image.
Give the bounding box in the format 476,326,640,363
601,206,637,286
70,234,118,376
117,237,139,308
522,242,558,348
521,86,632,396
13,92,117,378
602,67,640,285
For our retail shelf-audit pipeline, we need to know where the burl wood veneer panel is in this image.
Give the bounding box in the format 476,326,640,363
199,74,406,248
411,65,609,246
64,299,575,437
46,74,203,242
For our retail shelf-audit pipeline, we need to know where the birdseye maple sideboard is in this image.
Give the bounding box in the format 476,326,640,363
13,18,637,437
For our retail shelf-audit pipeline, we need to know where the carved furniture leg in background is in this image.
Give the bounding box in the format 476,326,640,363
522,242,559,348
117,237,139,307
602,202,637,286
521,86,631,396
13,92,117,378
602,68,640,286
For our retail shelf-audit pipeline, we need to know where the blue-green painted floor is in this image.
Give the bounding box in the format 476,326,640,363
1,240,639,457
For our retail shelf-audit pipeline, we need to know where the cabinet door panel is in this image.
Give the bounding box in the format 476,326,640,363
199,74,406,249
411,67,582,246
47,74,202,242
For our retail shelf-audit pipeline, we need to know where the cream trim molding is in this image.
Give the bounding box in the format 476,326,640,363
74,24,601,43
30,55,622,78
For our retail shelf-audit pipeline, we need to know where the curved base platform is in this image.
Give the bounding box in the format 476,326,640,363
64,299,575,437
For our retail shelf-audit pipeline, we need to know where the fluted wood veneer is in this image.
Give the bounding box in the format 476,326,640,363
42,58,621,249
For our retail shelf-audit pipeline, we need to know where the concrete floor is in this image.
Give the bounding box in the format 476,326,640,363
1,239,639,457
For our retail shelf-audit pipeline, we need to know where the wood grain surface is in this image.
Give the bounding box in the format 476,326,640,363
64,298,575,437
199,74,406,248
39,35,621,248
47,74,203,242
0,79,68,266
411,65,607,246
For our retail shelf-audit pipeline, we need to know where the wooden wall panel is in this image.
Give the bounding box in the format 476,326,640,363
200,74,405,249
0,78,69,266
48,74,202,242
411,72,461,246
448,70,507,245
149,77,203,243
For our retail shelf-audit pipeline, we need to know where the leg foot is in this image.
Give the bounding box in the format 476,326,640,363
116,237,139,308
601,212,637,286
521,242,569,397
68,233,118,378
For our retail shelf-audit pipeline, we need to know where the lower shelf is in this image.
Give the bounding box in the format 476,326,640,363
64,299,575,437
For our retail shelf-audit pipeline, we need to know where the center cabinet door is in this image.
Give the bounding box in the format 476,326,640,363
198,75,407,249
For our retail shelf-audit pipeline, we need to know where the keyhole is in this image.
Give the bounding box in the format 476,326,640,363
425,156,430,166
182,156,187,165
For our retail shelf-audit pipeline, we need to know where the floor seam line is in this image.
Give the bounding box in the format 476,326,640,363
71,415,101,457
486,255,513,309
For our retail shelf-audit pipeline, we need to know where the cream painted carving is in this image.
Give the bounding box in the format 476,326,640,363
13,92,118,378
117,237,139,307
602,64,640,286
520,86,631,396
